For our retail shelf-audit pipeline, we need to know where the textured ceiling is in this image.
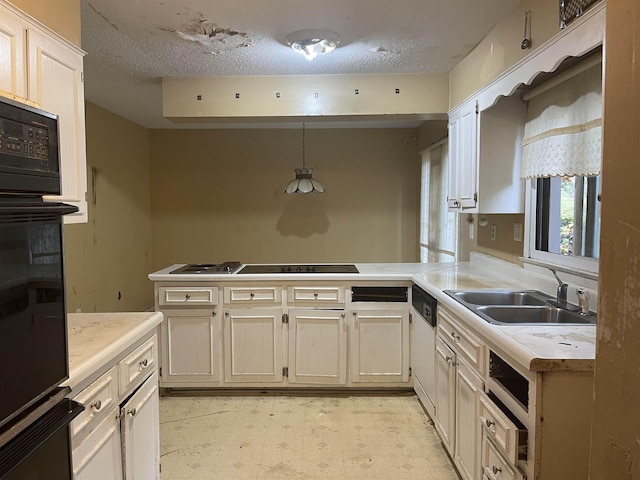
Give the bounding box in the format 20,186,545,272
81,0,521,128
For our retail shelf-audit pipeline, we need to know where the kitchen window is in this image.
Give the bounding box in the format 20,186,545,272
522,51,602,275
419,140,458,262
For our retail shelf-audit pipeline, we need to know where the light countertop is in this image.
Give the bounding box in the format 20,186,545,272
149,258,596,373
63,311,163,394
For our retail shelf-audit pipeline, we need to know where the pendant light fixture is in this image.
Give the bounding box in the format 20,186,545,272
284,123,326,194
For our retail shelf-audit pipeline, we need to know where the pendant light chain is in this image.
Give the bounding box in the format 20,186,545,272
302,122,306,169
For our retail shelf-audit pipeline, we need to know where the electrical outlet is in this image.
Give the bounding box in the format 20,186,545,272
514,222,523,242
490,225,497,241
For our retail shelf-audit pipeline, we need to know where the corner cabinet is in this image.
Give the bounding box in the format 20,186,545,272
0,2,87,222
447,99,478,211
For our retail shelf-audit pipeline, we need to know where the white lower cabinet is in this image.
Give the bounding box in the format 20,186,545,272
72,407,123,480
434,335,456,453
288,309,347,385
161,309,220,385
71,335,160,480
455,359,484,480
349,309,410,384
121,371,160,480
435,307,485,480
223,307,284,383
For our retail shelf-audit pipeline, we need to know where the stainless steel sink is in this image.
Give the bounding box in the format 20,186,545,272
476,305,596,325
444,289,597,325
447,290,550,306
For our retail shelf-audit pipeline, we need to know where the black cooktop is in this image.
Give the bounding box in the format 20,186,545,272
170,262,242,274
238,264,359,274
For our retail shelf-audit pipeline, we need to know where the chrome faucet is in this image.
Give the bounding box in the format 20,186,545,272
549,269,568,307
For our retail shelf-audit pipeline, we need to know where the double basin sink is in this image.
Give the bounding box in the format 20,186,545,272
445,290,597,326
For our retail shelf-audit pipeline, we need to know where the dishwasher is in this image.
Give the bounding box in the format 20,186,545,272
411,283,437,418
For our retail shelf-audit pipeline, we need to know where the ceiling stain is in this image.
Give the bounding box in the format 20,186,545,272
164,17,251,54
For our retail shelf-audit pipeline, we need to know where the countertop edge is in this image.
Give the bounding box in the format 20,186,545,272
64,311,163,394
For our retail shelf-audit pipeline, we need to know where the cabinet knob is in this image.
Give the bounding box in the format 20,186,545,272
185,294,191,300
128,408,137,417
250,292,255,299
450,331,460,341
445,356,453,364
485,418,495,428
139,359,149,369
492,465,502,474
91,400,102,411
314,292,319,299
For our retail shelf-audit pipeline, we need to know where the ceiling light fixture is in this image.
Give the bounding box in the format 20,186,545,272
284,123,326,195
286,29,341,61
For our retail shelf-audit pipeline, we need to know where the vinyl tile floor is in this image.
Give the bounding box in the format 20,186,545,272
159,393,460,480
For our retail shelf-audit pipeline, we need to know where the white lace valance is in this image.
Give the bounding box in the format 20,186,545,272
521,61,602,179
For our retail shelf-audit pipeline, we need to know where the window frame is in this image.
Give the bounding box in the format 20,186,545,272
524,178,599,275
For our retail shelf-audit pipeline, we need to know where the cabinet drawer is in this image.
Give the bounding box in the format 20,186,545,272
438,307,485,373
481,433,525,480
70,366,118,444
158,286,218,306
224,286,282,304
479,391,528,464
287,286,345,304
118,335,157,397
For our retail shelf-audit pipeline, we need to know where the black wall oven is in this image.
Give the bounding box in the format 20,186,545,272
0,96,82,479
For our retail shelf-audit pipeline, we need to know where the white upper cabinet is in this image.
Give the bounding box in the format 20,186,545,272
448,99,478,211
0,3,26,99
0,2,87,223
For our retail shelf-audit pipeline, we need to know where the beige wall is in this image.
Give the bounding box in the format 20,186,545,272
8,0,81,46
458,213,525,264
149,128,420,268
589,0,640,477
64,103,154,312
449,0,560,107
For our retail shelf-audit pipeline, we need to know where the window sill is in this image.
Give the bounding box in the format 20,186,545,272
521,256,599,281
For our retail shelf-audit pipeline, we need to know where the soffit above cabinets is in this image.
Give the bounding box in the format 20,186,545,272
80,0,521,129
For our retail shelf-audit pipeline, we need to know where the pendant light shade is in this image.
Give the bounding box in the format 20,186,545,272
284,124,326,194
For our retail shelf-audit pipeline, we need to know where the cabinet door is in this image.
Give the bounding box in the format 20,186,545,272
28,28,87,223
121,371,160,480
448,100,478,211
455,358,484,480
349,309,410,384
434,335,456,454
223,308,284,383
288,309,347,385
0,5,27,99
72,407,123,480
161,309,220,386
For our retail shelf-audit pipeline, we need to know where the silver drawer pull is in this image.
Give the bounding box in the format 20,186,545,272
492,465,502,474
139,358,149,369
128,408,137,417
90,400,102,411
